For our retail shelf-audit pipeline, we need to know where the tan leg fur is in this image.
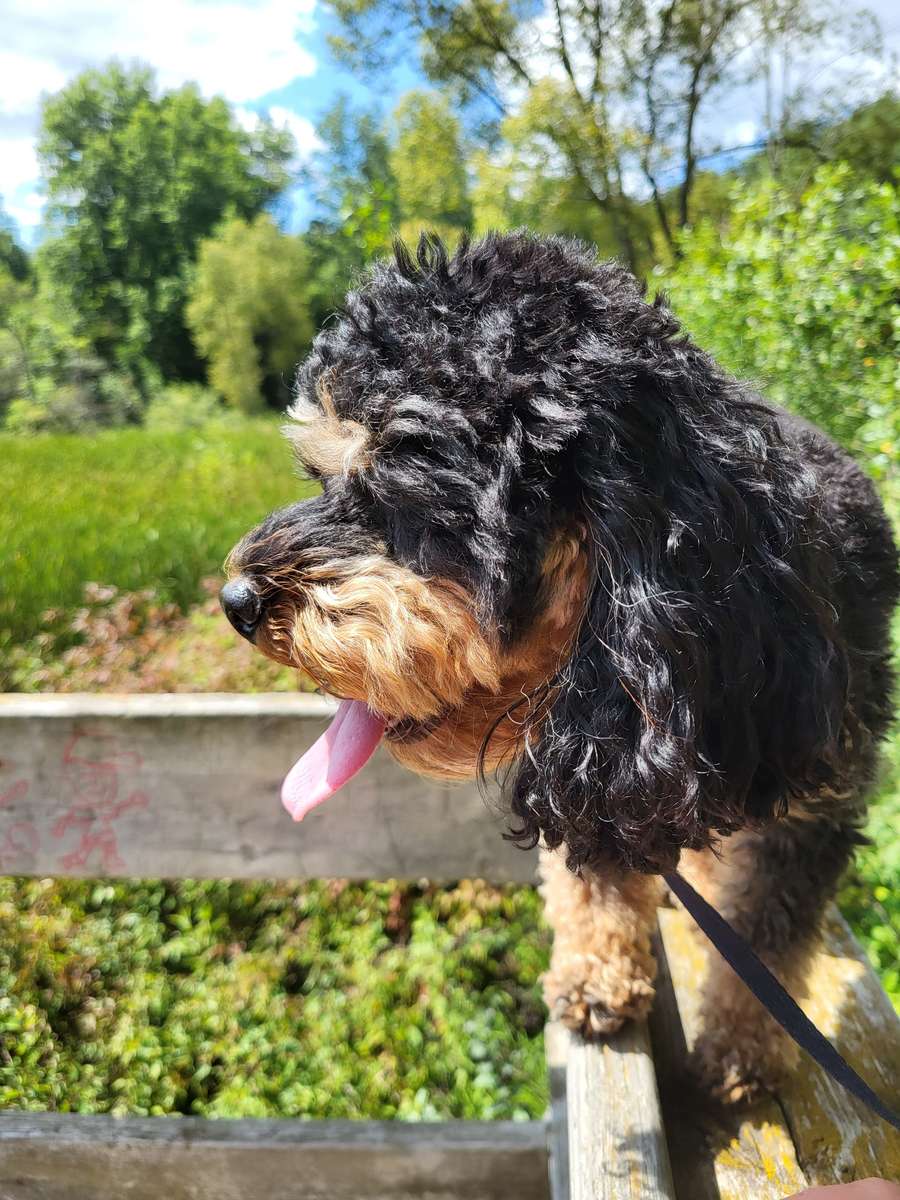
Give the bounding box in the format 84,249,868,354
539,847,664,1037
680,844,805,1103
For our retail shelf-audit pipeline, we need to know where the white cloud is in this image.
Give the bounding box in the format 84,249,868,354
727,120,758,147
0,137,43,234
233,105,322,159
6,192,45,232
1,0,320,239
0,138,39,200
0,52,67,118
268,106,323,158
6,0,317,105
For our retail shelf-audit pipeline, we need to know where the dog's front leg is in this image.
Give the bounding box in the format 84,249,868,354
539,847,663,1038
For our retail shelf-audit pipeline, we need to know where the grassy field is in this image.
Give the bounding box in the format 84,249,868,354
0,421,896,1117
0,421,312,681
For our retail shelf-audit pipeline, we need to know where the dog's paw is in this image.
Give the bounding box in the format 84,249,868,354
543,953,655,1040
689,1023,797,1105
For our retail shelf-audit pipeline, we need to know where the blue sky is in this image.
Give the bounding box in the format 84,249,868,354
2,0,897,247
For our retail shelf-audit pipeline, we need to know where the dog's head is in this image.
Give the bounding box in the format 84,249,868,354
223,232,847,873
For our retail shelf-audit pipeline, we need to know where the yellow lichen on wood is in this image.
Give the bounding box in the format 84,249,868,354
653,904,900,1193
651,907,808,1200
775,909,900,1185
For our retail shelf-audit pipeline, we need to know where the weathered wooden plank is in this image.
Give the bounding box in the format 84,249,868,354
650,908,808,1200
775,908,900,1186
0,1113,551,1200
565,1020,675,1200
652,903,900,1196
545,1021,570,1200
0,694,537,883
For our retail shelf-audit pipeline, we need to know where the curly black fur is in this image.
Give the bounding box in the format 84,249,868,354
241,231,899,875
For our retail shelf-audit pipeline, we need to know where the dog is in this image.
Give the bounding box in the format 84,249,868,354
221,231,898,1101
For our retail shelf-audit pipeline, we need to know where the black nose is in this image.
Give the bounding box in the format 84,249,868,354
220,578,263,640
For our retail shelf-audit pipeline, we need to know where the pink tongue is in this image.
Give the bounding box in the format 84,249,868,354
281,699,386,821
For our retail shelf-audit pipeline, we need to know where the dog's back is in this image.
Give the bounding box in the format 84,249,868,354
780,409,898,752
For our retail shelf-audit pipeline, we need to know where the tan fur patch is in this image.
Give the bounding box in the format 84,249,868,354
285,392,372,478
256,554,502,721
388,532,589,780
254,529,590,782
539,847,663,1036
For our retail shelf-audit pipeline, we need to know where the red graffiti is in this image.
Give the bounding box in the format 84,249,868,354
0,779,39,870
53,730,149,873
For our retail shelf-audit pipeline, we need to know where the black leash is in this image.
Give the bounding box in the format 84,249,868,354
663,869,900,1130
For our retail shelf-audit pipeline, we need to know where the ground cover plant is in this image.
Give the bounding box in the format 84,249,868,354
0,419,310,684
0,877,549,1118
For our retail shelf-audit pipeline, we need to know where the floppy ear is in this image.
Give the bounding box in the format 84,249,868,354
508,367,849,874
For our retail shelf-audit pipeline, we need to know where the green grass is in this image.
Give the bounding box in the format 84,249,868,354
0,422,312,679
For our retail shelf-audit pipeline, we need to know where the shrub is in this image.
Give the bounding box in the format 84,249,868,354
659,164,900,474
144,383,227,431
8,579,299,694
4,371,143,434
0,877,549,1118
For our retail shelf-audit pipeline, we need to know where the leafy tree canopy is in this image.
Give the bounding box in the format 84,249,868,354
324,0,887,269
661,164,899,470
0,210,29,283
37,63,295,383
390,91,472,243
302,97,402,328
187,214,314,412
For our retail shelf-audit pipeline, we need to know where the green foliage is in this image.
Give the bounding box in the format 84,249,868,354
0,877,549,1118
0,265,138,431
0,421,310,681
469,81,652,259
827,93,900,184
302,90,475,325
840,755,900,1010
5,368,143,434
323,0,890,269
659,165,900,470
37,63,294,383
839,489,900,1011
186,215,313,412
391,91,472,244
143,383,227,431
741,92,900,192
0,212,29,283
301,99,402,328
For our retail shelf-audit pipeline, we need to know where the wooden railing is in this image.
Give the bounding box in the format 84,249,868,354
0,694,898,1198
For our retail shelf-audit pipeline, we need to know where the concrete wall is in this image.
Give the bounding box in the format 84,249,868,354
0,693,537,882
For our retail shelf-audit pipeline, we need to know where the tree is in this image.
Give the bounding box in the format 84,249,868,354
186,215,313,412
469,82,656,260
740,92,900,192
0,209,29,282
37,63,294,384
325,0,886,268
301,98,402,329
828,94,900,184
390,91,472,243
0,268,142,433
